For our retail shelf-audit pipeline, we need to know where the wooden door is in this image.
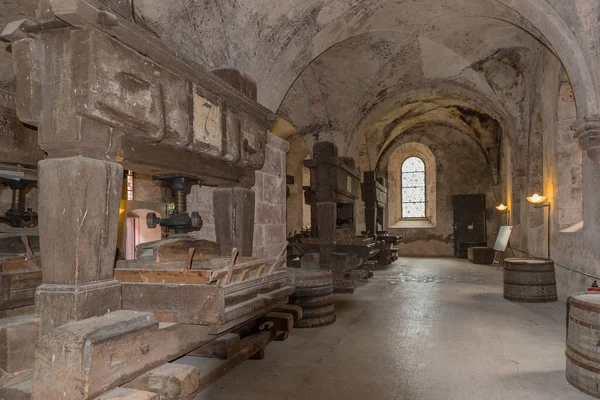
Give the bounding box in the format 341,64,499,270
452,194,486,257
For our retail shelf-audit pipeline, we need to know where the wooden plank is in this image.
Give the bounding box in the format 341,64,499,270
264,312,294,332
120,283,222,325
187,333,241,360
176,327,278,394
208,296,290,335
122,363,200,399
113,135,256,187
31,310,214,400
274,304,303,322
114,268,210,284
96,388,159,400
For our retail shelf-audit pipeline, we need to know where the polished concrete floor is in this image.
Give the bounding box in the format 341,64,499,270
197,257,591,400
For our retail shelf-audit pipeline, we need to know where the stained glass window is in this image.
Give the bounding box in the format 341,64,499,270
401,157,426,218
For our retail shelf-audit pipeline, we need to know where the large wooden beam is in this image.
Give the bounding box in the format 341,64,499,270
0,90,44,167
35,157,122,333
45,0,275,123
31,311,214,400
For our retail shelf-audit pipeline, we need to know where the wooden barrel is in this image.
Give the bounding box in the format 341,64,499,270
566,292,600,398
290,269,336,328
503,258,557,302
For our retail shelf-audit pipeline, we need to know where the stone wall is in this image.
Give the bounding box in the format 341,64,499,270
379,126,499,257
504,53,600,300
253,134,289,258
188,133,289,259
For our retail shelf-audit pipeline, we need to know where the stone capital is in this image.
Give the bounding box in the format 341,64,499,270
572,114,600,165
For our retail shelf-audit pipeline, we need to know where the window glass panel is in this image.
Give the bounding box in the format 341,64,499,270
401,157,426,219
402,187,425,202
402,203,426,219
402,171,425,187
402,157,425,173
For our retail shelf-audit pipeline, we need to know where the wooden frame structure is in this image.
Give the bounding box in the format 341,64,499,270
0,1,296,398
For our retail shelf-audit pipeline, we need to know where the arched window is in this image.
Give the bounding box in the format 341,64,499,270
401,157,426,218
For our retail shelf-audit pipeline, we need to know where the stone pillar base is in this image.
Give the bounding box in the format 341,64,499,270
35,279,121,334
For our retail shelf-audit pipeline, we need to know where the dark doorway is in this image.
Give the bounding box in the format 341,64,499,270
452,194,487,257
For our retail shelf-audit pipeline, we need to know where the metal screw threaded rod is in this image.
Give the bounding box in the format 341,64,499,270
11,187,23,210
174,190,187,213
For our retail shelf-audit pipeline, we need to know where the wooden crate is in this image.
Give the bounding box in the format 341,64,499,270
118,254,293,329
0,254,41,312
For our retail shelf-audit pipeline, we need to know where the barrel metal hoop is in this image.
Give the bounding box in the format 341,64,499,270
566,351,600,375
504,268,555,273
566,344,600,365
565,370,600,400
503,294,558,302
569,315,600,331
569,296,600,314
503,281,557,287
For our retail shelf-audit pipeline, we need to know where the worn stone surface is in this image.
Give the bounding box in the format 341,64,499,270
196,258,590,399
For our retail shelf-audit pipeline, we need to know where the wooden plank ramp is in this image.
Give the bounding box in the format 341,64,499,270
120,307,302,399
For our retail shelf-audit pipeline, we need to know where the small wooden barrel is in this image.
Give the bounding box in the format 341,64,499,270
503,258,557,302
290,269,336,328
566,292,600,398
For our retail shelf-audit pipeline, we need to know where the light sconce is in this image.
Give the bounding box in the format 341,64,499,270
495,204,510,225
526,194,547,205
526,193,551,259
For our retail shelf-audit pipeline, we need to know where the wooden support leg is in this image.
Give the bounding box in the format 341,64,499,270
214,186,255,257
35,157,123,334
249,348,265,360
0,315,39,376
188,333,241,360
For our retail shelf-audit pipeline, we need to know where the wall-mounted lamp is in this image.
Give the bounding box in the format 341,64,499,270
495,204,510,225
526,194,547,205
526,193,551,259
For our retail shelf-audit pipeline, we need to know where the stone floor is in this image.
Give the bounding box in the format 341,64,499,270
197,257,592,400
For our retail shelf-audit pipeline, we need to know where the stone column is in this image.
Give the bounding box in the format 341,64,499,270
573,115,600,165
35,157,123,333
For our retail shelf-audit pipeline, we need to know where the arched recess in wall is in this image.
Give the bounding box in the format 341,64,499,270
384,142,436,229
555,76,584,232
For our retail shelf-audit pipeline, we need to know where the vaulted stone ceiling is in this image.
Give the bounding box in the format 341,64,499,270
277,24,537,163
3,0,600,167
131,0,599,169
